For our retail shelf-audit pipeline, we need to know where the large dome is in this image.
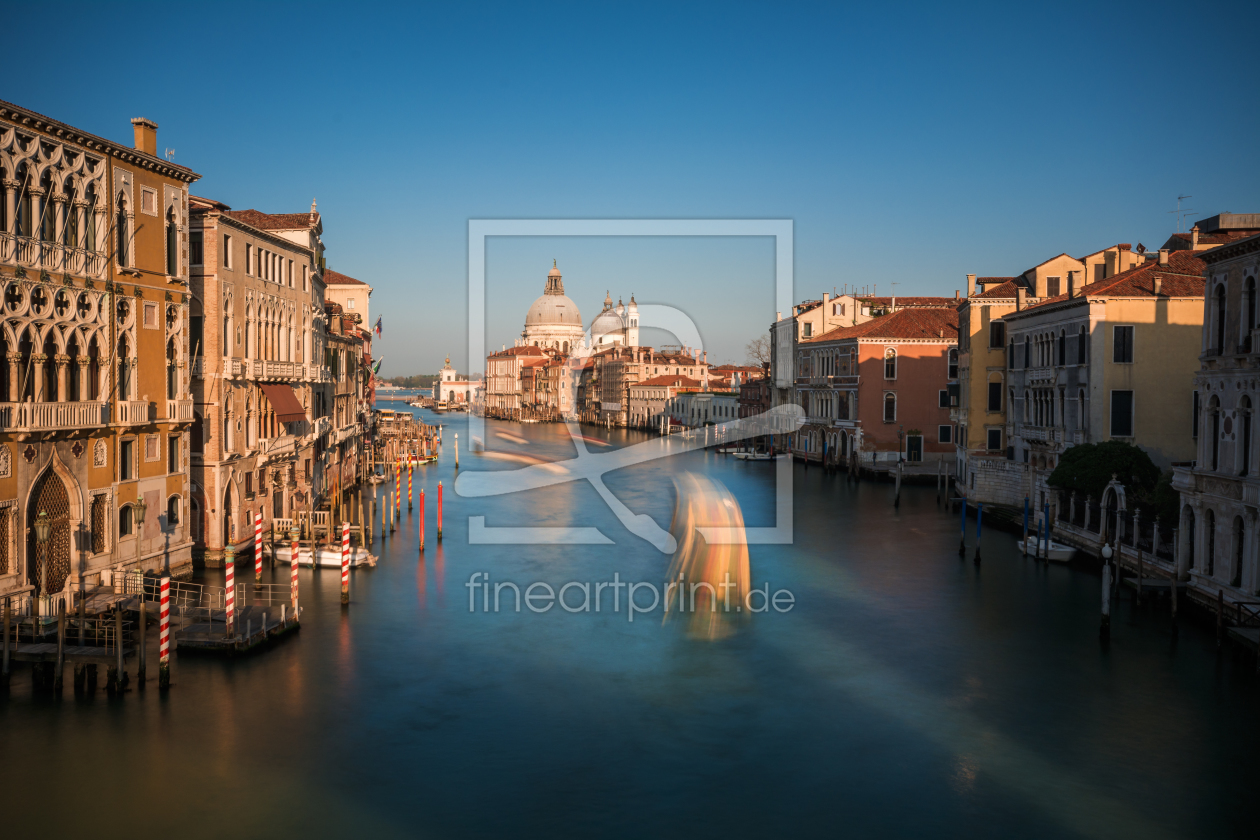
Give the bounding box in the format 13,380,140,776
526,293,582,326
591,305,624,340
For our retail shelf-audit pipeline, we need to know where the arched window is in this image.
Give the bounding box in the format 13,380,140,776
1078,389,1087,431
1077,325,1087,364
1184,506,1196,570
1008,339,1015,369
167,495,181,527
1233,516,1245,588
1023,336,1031,368
1023,389,1030,423
118,503,134,537
884,348,897,380
1058,330,1066,366
117,334,131,400
1246,277,1257,353
1210,396,1221,470
883,392,896,422
1206,509,1216,576
1215,284,1227,354
85,184,98,251
166,208,178,277
63,180,78,247
116,197,129,266
1241,396,1252,476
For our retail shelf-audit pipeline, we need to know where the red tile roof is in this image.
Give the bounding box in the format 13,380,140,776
1019,250,1205,313
808,307,959,342
489,345,548,358
324,268,367,286
856,296,958,308
634,375,702,388
972,279,1020,299
1166,230,1260,247
223,209,316,231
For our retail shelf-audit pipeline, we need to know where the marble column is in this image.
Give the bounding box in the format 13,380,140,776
2,180,16,236
6,352,20,402
76,355,91,401
32,353,47,402
55,354,69,402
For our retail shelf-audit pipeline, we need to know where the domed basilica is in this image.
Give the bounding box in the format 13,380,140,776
516,262,639,353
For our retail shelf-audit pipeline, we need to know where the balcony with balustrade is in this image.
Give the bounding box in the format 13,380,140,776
166,398,195,423
115,400,154,426
0,232,108,279
0,400,108,432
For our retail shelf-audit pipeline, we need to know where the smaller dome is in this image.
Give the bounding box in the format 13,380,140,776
549,264,561,278
591,306,624,340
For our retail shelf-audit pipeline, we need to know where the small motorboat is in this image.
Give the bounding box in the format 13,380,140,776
1021,537,1077,562
732,451,784,461
272,545,378,568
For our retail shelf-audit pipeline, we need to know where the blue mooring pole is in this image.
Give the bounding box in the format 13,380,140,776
974,502,983,565
1022,497,1029,556
1043,502,1051,562
959,497,967,557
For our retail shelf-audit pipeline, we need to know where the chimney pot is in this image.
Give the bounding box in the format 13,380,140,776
1067,270,1078,299
966,274,976,297
1153,277,1162,296
1015,287,1026,311
130,117,158,156
1158,248,1169,265
955,290,960,300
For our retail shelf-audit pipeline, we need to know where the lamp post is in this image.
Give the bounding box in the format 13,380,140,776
34,511,51,620
133,497,148,570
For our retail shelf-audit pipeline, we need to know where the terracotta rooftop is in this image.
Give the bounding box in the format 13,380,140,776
856,296,958,308
1166,230,1260,247
1018,251,1206,313
324,268,367,286
634,375,702,388
489,345,548,358
972,279,1021,299
223,208,316,231
808,307,959,342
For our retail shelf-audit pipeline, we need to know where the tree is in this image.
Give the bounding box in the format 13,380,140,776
1047,440,1178,525
745,335,771,367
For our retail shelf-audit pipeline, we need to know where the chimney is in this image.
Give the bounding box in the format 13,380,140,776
954,290,960,300
131,117,158,156
1153,277,1162,296
891,296,897,310
965,274,976,299
1015,287,1026,311
1191,225,1200,249
1067,270,1077,299
776,311,782,321
1158,248,1169,266
702,351,707,364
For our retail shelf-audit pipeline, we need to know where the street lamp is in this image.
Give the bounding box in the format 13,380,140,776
1101,542,1113,561
133,497,148,570
34,510,51,619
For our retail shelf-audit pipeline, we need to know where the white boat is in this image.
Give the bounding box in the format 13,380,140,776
1021,537,1077,562
272,545,378,568
732,451,784,461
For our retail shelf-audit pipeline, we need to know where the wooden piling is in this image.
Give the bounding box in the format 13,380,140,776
370,499,376,545
1100,564,1111,640
419,488,425,551
138,598,147,688
340,522,351,607
438,481,444,541
2,596,9,690
114,607,124,692
159,576,171,690
1136,549,1144,606
894,460,902,508
1217,589,1224,646
55,599,65,692
974,502,983,565
1022,497,1029,556
959,498,966,557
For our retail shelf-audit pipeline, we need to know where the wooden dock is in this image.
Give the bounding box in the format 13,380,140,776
175,604,300,654
8,642,135,665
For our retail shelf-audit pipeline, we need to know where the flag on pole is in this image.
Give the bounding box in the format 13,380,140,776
373,357,384,375
374,316,382,337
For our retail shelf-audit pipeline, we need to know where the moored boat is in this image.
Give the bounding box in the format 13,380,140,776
1020,537,1077,562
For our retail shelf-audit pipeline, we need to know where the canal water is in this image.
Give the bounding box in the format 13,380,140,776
3,408,1258,839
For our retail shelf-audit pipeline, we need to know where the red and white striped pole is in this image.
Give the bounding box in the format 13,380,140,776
289,525,300,615
340,522,350,606
254,509,263,584
158,576,171,689
419,488,425,552
437,480,443,541
408,459,413,510
224,545,236,637
395,462,402,511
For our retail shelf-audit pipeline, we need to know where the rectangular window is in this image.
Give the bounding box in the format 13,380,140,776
190,315,204,357
120,439,134,480
1111,390,1134,437
938,424,953,444
302,265,309,291
1113,325,1134,363
939,389,950,408
91,496,106,554
988,381,1002,412
141,188,157,215
144,434,160,462
304,458,312,480
245,471,254,499
348,298,356,310
168,436,179,473
288,259,294,287
989,321,1005,348
245,244,253,275
802,322,812,338
190,231,203,266
987,428,1002,451
222,234,232,268
1046,276,1061,297
143,302,159,329
1192,389,1200,439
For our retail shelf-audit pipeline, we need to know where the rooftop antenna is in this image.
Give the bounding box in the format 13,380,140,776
1168,194,1195,232
164,148,175,161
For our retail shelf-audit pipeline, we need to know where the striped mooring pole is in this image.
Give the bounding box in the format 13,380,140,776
254,509,263,584
419,488,425,552
408,459,413,510
395,462,402,510
289,525,300,615
340,522,351,607
224,544,236,638
437,480,444,541
158,576,171,689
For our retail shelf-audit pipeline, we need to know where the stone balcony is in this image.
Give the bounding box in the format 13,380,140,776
115,400,154,425
166,398,195,423
0,232,107,279
0,400,108,432
260,434,296,459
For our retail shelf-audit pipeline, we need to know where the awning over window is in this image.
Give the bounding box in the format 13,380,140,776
259,382,307,424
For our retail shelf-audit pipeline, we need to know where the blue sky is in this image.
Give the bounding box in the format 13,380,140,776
9,1,1258,374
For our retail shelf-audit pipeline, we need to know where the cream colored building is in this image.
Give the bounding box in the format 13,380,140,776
434,356,473,403
324,267,372,332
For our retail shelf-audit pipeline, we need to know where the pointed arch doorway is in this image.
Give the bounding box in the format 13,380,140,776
28,469,72,597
